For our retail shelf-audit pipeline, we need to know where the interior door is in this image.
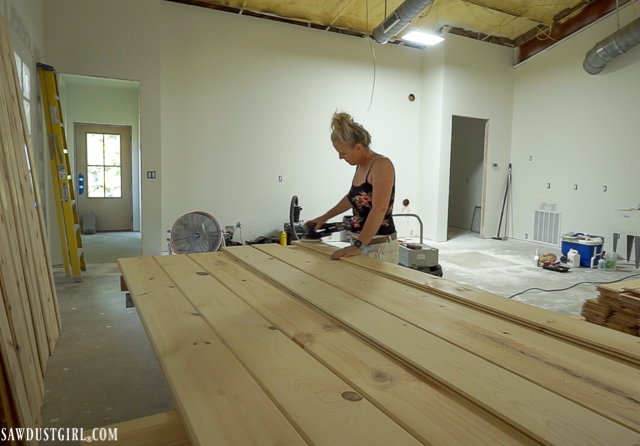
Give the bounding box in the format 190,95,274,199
75,124,133,231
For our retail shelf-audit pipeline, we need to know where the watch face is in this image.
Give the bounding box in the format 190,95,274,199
355,240,363,248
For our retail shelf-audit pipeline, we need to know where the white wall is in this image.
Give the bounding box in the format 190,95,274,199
44,0,162,255
511,6,640,252
41,0,638,254
61,78,141,231
160,2,423,241
439,34,515,241
448,116,486,230
417,43,445,242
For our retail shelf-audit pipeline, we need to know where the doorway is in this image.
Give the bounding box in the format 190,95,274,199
447,116,488,239
75,124,133,231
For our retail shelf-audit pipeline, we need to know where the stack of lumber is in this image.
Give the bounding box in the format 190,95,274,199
0,12,61,442
581,279,640,336
119,242,640,446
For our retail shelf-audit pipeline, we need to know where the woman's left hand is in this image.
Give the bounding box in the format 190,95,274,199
330,245,363,260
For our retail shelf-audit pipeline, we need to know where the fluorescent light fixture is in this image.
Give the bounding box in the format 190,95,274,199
402,31,444,45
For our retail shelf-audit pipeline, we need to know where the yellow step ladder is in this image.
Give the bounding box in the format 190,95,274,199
37,63,85,281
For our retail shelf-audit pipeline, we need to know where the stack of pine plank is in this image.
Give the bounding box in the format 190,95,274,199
0,12,61,443
581,279,640,336
119,243,640,446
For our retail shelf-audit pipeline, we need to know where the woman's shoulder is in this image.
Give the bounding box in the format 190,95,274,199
372,155,394,171
369,155,395,183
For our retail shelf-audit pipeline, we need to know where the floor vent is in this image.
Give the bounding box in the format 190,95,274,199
533,210,561,245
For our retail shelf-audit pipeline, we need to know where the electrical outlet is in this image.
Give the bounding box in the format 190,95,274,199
603,185,607,192
547,183,551,189
525,233,528,239
529,156,533,161
574,184,578,190
236,222,241,228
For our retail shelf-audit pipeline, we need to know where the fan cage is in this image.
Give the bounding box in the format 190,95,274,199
169,211,224,254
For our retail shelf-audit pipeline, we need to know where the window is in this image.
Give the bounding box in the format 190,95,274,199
13,53,31,135
87,133,122,198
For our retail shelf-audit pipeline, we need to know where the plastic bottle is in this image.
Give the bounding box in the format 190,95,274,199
533,249,539,267
605,251,617,270
598,257,606,270
568,250,580,267
280,231,287,246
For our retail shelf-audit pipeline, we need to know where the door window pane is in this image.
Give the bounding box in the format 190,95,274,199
22,63,30,100
86,132,122,198
105,167,121,197
88,166,105,198
104,135,121,165
14,53,22,91
87,133,104,165
23,100,31,135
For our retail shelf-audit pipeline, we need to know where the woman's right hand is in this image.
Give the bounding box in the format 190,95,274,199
306,216,328,233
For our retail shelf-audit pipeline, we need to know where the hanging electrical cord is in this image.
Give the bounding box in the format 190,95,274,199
366,0,377,113
508,273,640,299
367,37,377,113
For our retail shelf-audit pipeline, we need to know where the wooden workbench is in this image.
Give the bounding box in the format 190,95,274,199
118,243,640,446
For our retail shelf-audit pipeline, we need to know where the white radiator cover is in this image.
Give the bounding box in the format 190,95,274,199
534,210,562,245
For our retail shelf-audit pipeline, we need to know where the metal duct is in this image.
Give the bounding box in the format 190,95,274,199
583,16,640,74
372,0,435,44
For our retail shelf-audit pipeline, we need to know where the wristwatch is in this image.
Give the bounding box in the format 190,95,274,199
354,240,366,250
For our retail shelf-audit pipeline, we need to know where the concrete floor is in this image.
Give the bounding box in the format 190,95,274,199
39,228,640,444
41,232,174,445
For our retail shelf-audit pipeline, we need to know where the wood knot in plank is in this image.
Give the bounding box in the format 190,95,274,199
196,271,209,276
372,370,389,383
322,324,342,332
341,391,363,402
268,326,277,330
293,333,310,347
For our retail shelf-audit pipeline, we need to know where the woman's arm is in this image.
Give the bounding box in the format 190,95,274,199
308,195,351,229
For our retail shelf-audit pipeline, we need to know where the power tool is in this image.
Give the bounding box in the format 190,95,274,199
302,221,347,241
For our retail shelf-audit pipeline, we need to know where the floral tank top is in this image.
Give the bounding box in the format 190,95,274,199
347,159,396,235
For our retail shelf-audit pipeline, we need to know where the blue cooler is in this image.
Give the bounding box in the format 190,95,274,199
561,233,604,268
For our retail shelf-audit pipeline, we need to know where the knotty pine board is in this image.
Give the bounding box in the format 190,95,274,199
225,246,640,446
81,411,191,446
118,257,307,446
256,244,640,433
192,252,541,446
296,242,640,364
155,254,423,446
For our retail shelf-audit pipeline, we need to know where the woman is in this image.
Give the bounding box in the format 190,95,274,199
309,112,398,263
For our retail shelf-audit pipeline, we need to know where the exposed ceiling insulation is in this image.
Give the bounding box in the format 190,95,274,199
167,0,633,63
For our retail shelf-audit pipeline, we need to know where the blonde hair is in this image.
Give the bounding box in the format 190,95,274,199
330,112,371,148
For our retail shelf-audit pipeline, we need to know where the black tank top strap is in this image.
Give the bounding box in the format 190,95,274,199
364,159,377,183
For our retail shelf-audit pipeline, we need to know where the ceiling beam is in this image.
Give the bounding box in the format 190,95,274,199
515,0,632,64
447,26,516,46
461,0,547,25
